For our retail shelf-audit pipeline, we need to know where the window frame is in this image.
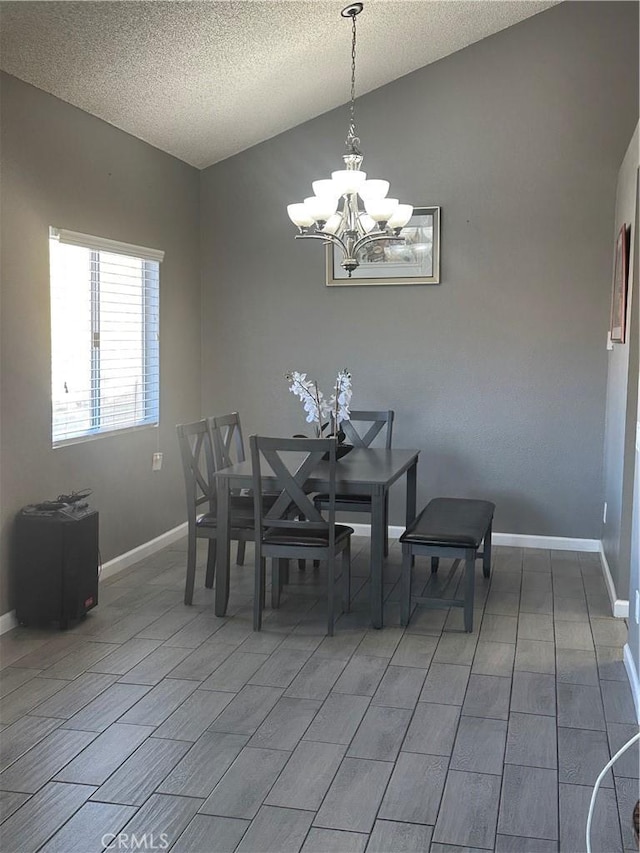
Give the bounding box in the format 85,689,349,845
49,227,164,447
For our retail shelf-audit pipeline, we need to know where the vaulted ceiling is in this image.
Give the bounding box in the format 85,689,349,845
0,0,558,168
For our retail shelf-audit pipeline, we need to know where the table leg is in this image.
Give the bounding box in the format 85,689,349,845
215,475,231,617
370,486,385,629
406,460,418,569
406,459,417,526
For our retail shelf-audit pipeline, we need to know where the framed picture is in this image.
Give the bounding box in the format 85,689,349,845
610,224,629,343
326,205,440,286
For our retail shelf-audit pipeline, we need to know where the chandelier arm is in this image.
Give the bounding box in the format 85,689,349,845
353,231,402,254
295,232,348,252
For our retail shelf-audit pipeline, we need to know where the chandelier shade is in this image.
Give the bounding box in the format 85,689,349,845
286,2,412,277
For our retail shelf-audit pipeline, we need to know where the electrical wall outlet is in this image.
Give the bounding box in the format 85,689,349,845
603,502,607,524
152,452,163,471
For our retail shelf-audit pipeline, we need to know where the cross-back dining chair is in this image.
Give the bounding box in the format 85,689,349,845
211,411,246,469
211,412,249,567
314,409,395,555
250,436,353,636
176,418,257,605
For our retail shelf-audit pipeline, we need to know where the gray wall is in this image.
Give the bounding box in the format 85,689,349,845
627,165,639,693
0,73,202,618
200,2,639,536
602,123,639,602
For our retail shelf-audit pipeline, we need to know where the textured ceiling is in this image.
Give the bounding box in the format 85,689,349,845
0,0,558,169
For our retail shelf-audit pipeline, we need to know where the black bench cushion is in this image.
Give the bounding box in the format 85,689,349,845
400,498,495,549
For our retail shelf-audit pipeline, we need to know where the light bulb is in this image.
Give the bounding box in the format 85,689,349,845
387,204,413,229
364,197,399,222
331,170,367,195
358,180,389,201
287,203,315,228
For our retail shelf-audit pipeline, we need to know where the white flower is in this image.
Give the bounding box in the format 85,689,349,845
329,369,352,425
285,369,352,436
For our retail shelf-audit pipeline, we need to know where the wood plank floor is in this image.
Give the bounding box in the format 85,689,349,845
0,538,637,852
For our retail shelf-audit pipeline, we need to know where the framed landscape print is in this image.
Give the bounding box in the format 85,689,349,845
610,223,629,343
326,205,440,286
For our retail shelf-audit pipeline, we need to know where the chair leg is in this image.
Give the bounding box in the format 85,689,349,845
236,540,246,566
464,549,475,632
271,559,284,609
254,554,265,631
483,521,492,578
205,539,217,589
184,529,197,605
431,557,439,574
400,545,412,626
342,539,351,614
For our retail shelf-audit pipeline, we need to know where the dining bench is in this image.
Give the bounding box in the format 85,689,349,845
399,497,495,632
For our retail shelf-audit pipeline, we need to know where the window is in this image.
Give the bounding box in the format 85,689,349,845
49,228,163,446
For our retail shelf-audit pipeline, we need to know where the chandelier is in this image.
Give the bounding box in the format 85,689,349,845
286,2,412,277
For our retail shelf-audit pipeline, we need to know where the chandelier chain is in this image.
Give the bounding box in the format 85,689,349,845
349,10,357,142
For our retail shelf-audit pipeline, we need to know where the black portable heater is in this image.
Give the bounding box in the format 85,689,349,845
14,492,99,629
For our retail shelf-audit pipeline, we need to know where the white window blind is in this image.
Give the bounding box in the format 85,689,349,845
49,227,163,446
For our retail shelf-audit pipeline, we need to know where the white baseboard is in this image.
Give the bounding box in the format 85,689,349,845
100,522,188,581
0,609,18,635
492,533,600,552
623,643,640,723
599,543,630,618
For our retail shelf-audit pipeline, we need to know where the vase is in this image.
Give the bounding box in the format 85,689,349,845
323,433,352,461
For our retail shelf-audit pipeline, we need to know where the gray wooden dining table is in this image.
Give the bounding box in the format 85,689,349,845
213,447,420,628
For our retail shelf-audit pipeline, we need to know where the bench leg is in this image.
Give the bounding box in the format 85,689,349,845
431,557,439,574
464,549,475,632
483,521,492,578
401,545,412,626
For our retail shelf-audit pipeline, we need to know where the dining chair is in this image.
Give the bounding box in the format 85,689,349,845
314,409,395,555
250,435,353,636
211,412,249,566
176,418,258,606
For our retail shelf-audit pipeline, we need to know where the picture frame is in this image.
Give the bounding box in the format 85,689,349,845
326,205,440,287
610,223,629,343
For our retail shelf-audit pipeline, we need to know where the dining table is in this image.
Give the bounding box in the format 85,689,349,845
213,446,420,628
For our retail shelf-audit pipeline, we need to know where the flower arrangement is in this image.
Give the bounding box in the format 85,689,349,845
285,369,352,439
